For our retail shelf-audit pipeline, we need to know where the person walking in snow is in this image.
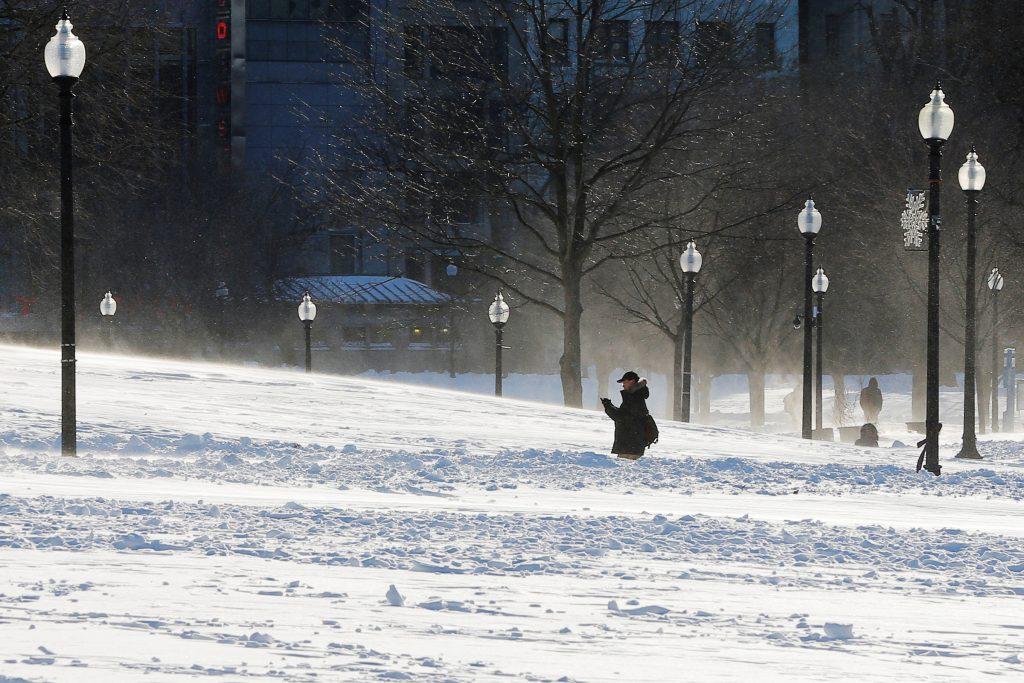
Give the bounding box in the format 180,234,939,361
783,384,801,427
859,377,883,424
601,371,651,460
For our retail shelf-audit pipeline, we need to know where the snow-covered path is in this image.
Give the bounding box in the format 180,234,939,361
1,345,1023,681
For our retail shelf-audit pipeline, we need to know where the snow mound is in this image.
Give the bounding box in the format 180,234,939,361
385,584,405,607
823,622,855,640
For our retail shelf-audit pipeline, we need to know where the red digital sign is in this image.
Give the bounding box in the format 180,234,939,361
214,1,232,155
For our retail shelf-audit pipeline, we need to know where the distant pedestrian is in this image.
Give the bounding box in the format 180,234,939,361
854,422,879,447
601,371,651,460
783,385,800,426
859,377,883,424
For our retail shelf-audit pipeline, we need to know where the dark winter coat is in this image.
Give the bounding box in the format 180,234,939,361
859,378,883,419
602,379,650,457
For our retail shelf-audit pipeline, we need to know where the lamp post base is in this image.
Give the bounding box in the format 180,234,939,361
916,422,942,476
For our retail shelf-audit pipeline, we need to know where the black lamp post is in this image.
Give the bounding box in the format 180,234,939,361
446,262,458,378
488,292,510,396
100,291,116,349
797,198,822,439
46,10,86,457
297,291,317,373
679,241,702,423
917,83,955,476
956,148,986,459
988,268,1004,433
812,268,830,434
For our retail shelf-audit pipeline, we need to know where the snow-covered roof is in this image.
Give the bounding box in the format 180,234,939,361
274,276,451,305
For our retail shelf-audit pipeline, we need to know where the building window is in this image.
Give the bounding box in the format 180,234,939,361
754,22,776,66
430,254,453,287
595,20,630,61
246,0,369,62
432,96,489,153
487,27,509,80
434,324,450,346
429,26,468,80
409,325,428,344
342,327,366,344
405,26,508,84
247,20,367,61
486,98,505,151
879,11,899,51
430,187,480,226
361,242,390,276
366,325,391,346
247,0,367,21
330,234,358,275
405,250,427,282
548,19,569,65
645,21,678,63
403,25,423,79
589,90,620,123
825,14,841,58
694,20,732,68
342,326,367,345
448,195,479,225
326,0,368,22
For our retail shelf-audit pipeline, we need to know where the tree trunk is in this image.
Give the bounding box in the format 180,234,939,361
673,322,684,421
749,370,765,428
560,272,584,407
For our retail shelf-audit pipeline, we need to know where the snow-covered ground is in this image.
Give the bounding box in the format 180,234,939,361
359,368,980,445
1,344,1023,681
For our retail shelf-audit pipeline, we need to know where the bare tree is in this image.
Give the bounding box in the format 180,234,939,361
0,3,297,360
701,234,795,427
596,236,715,420
301,0,788,405
799,0,1024,428
1,2,193,297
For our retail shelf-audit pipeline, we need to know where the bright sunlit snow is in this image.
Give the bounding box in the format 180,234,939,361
1,344,1023,681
